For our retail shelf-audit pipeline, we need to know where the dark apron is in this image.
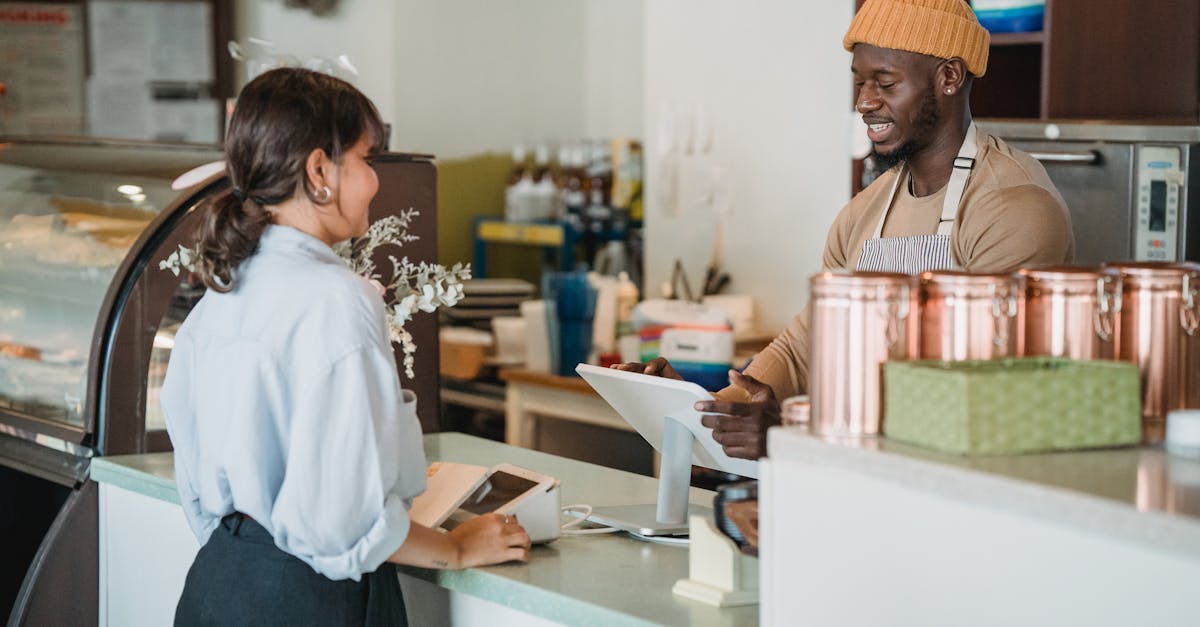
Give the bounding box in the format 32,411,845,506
175,514,408,626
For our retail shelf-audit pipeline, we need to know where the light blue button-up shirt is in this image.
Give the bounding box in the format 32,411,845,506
162,224,427,581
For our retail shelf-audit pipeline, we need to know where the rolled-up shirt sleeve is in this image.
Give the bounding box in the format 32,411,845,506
173,446,218,546
716,304,811,403
269,344,426,581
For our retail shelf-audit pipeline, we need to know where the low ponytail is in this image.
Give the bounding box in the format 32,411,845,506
195,190,273,292
197,67,386,292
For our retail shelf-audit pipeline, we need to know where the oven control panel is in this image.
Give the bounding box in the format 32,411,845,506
1134,146,1183,261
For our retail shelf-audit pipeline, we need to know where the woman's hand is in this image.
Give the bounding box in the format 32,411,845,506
610,357,683,380
390,513,530,570
696,370,781,460
447,512,531,569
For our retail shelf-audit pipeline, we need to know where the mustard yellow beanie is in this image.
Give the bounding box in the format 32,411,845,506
844,0,990,77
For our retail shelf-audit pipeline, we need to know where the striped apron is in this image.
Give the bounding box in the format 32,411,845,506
857,123,981,274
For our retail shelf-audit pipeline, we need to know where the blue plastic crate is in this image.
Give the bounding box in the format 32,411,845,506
975,4,1044,34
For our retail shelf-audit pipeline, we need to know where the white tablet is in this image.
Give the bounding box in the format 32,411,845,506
410,462,562,543
449,463,562,543
409,462,490,528
457,463,557,518
576,364,759,479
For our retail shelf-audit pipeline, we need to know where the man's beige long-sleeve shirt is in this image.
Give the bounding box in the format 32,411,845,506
720,130,1074,402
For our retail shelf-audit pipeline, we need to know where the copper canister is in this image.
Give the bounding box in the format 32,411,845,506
1188,263,1200,412
1020,266,1122,360
1107,262,1200,443
808,271,918,437
918,271,1025,360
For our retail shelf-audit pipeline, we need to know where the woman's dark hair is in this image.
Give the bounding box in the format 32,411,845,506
195,67,386,292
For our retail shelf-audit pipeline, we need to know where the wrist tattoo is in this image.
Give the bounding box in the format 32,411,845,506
432,559,448,568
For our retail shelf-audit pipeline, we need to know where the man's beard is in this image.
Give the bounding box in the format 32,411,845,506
868,90,940,173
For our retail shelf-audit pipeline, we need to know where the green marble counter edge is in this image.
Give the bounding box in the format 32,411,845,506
91,452,180,506
90,433,752,627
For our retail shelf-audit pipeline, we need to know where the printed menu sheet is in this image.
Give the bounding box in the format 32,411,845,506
0,3,86,135
86,0,218,142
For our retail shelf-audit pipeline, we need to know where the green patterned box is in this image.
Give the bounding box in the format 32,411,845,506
883,358,1142,455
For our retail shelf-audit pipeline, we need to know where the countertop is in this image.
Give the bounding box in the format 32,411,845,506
91,432,758,627
768,426,1200,561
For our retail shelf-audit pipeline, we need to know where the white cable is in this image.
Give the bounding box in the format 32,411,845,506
563,527,622,536
560,504,592,528
560,504,620,536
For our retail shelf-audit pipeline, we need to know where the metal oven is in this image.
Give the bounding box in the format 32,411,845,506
978,120,1199,266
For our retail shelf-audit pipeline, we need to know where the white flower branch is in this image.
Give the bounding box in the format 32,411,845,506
160,211,469,378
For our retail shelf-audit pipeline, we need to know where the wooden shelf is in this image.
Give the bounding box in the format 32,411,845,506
990,31,1045,46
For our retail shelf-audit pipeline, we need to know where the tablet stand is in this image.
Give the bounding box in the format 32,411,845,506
583,415,713,537
573,363,757,539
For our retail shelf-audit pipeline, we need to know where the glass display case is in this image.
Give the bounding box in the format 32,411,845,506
0,137,224,625
0,138,223,466
0,137,440,625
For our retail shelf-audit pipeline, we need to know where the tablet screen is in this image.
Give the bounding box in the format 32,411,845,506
459,471,538,515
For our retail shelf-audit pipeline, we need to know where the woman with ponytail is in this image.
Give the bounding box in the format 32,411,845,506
162,68,530,626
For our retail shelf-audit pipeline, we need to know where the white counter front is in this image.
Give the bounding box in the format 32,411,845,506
761,426,1200,627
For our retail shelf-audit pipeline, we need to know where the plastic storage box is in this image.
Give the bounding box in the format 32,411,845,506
884,357,1141,455
973,1,1044,34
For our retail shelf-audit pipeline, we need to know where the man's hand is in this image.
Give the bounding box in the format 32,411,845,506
609,357,682,380
696,370,781,460
723,500,759,549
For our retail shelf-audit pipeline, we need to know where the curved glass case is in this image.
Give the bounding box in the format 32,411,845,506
0,138,440,482
1,147,200,424
0,138,223,473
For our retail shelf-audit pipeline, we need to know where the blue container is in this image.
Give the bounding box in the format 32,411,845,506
542,271,596,377
674,362,733,393
974,4,1044,33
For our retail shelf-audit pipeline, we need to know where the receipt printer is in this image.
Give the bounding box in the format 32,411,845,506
409,462,562,544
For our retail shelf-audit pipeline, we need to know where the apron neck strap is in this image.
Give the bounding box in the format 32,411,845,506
937,122,979,235
871,122,981,240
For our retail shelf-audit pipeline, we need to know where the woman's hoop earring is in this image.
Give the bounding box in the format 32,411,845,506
313,185,332,204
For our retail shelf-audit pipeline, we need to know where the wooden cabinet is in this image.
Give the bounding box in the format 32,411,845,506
976,0,1200,121
852,0,1200,121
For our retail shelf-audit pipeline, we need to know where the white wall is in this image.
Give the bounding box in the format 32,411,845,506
392,0,642,156
391,0,587,158
235,0,400,137
235,0,642,159
642,0,853,332
582,0,643,140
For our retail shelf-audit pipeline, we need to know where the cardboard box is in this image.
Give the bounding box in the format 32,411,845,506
439,327,493,380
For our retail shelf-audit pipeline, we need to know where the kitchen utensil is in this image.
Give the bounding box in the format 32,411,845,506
668,259,696,302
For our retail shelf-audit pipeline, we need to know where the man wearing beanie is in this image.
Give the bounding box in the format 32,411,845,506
618,0,1074,461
